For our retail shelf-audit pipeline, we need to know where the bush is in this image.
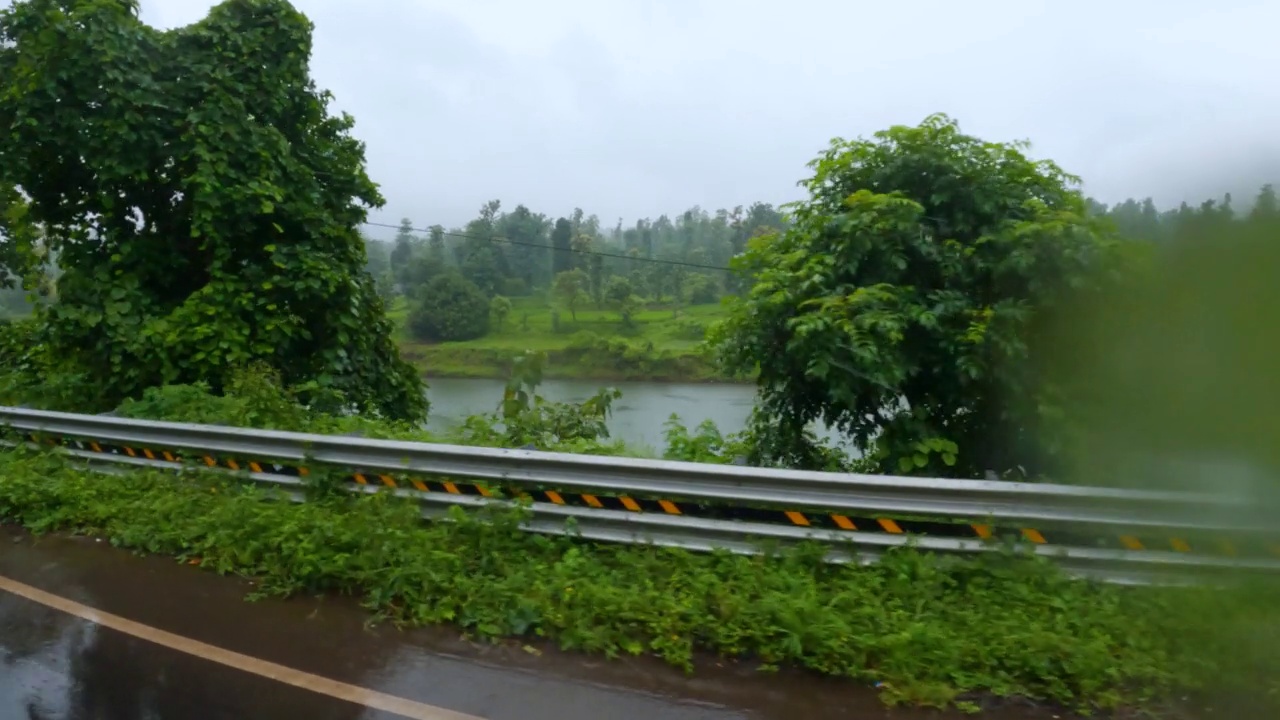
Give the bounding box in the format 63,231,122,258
0,317,104,412
0,316,35,365
407,273,490,342
107,364,425,440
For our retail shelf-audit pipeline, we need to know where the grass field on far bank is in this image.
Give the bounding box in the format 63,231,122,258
389,295,743,382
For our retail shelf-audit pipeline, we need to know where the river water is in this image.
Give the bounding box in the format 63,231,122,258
424,377,760,453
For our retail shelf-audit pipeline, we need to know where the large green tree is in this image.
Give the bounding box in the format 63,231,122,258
0,0,427,420
713,114,1127,477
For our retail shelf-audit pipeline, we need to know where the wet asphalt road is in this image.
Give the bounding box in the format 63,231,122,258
0,527,1075,720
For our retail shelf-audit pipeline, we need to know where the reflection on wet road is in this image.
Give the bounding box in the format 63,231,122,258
0,527,1055,720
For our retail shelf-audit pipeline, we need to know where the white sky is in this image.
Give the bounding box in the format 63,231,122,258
140,0,1280,234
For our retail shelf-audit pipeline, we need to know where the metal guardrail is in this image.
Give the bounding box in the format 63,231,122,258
2,406,1278,585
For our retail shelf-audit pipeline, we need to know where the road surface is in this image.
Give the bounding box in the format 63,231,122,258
0,526,1065,719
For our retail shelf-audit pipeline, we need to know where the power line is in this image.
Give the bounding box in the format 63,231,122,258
361,220,735,273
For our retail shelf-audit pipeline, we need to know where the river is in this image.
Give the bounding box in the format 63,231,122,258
424,377,760,453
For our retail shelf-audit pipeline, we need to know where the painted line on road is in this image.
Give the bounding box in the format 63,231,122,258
0,574,484,720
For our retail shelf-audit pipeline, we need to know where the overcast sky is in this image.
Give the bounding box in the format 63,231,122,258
139,0,1280,236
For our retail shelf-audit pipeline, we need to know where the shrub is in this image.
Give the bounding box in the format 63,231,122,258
407,273,490,342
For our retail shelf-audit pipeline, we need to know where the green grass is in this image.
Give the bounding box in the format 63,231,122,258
390,295,741,382
1,447,1276,715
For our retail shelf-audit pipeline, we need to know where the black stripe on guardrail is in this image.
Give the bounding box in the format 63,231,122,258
20,432,1277,560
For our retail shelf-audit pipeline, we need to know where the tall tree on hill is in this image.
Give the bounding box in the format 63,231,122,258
1250,184,1279,223
497,204,551,291
570,233,593,272
0,0,427,419
403,224,448,290
425,224,448,273
457,200,505,296
550,218,573,276
389,218,416,284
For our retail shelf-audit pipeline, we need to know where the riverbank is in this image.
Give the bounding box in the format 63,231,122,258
2,447,1274,716
388,296,748,382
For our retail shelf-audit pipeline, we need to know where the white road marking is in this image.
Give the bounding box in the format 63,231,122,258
0,573,485,720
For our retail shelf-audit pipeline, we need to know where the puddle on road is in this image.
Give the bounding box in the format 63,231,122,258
0,526,1260,720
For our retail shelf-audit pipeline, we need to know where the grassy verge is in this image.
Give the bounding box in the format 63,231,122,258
2,447,1276,715
389,296,746,382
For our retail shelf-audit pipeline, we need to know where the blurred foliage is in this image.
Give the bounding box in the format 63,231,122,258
1053,212,1280,498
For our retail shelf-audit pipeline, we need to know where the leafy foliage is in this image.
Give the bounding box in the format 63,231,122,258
495,351,621,448
0,183,42,290
0,0,426,420
713,114,1129,476
0,317,101,411
449,351,624,452
116,363,340,431
407,272,490,342
662,415,749,464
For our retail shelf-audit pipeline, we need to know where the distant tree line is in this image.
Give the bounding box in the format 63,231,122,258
1086,184,1278,243
365,183,1279,345
366,201,789,341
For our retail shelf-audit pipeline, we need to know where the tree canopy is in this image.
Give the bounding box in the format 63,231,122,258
0,0,426,420
713,114,1128,477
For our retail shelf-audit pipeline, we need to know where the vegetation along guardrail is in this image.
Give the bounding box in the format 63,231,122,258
3,406,1278,586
